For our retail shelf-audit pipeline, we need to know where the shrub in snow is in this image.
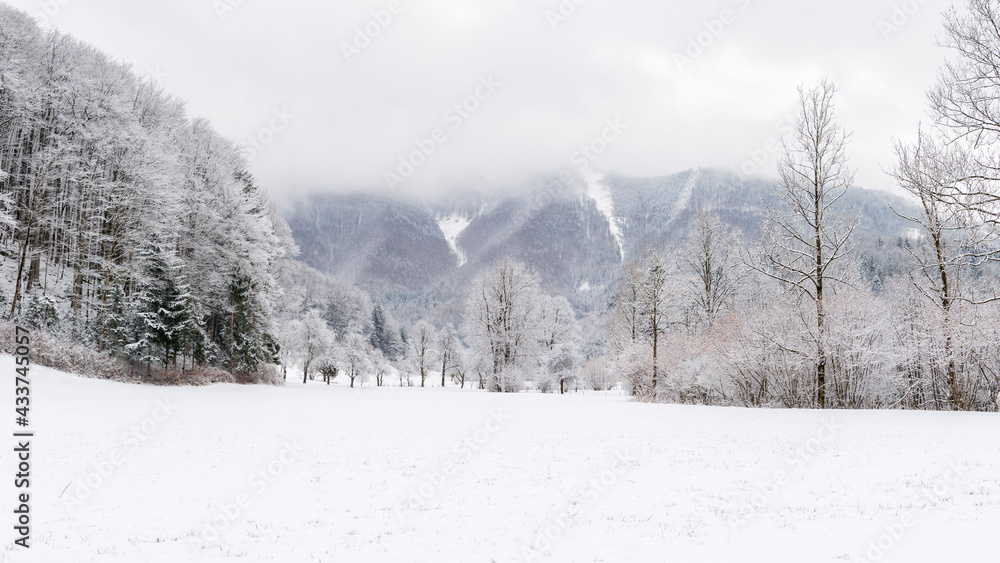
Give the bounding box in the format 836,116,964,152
580,358,617,391
0,321,128,382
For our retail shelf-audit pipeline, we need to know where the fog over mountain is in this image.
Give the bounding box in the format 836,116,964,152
0,0,949,200
286,169,918,324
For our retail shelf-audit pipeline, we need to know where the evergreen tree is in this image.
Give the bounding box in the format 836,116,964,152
370,304,391,358
102,285,132,354
229,272,278,375
130,241,204,370
23,292,59,330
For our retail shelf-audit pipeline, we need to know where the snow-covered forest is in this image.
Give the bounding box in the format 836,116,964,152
3,1,1000,413
0,6,298,380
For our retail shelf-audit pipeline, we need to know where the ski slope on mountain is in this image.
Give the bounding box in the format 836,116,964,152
2,356,999,563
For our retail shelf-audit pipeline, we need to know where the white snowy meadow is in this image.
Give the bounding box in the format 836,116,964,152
2,358,998,562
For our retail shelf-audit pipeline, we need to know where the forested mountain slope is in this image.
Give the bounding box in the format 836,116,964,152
287,169,919,323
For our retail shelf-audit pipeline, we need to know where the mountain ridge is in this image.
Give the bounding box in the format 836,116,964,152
284,168,918,324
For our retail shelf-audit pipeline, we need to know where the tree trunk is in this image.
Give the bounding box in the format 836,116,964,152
9,222,32,320
815,176,827,410
651,310,659,391
816,299,826,409
230,301,236,377
935,234,959,409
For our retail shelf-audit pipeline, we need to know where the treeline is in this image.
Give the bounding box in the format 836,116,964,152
594,0,1000,412
457,0,1000,411
0,7,294,379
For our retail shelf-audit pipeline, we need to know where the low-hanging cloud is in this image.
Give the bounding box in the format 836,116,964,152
7,0,950,201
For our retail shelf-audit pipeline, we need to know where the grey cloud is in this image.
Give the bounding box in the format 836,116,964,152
7,0,952,201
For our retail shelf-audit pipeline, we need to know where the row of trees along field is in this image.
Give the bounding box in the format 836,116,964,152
7,0,1000,413
275,0,1000,413
272,257,594,394
0,5,591,390
0,7,295,380
594,0,1000,411
456,1,1000,411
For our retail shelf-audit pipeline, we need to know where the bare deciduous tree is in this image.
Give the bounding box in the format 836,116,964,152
609,260,646,351
412,321,434,388
684,210,740,330
927,0,1000,230
755,79,856,409
891,131,979,409
641,253,673,392
438,324,458,387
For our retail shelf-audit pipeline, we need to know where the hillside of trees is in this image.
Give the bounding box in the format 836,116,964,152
0,6,295,380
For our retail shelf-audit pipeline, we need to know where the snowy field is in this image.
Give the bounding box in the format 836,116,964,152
2,356,999,563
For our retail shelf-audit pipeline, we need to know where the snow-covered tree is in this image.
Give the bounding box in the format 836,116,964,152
609,260,646,352
640,253,675,392
129,241,205,373
0,6,295,379
23,292,58,330
890,131,981,408
580,358,616,391
464,257,543,392
372,349,390,387
412,321,434,388
370,304,390,356
754,79,856,409
289,310,334,384
438,323,458,387
683,210,740,330
340,333,372,388
537,295,580,393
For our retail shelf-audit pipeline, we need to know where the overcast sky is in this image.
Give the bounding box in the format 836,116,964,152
5,0,956,201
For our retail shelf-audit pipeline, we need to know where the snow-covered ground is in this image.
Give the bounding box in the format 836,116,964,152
3,356,999,563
